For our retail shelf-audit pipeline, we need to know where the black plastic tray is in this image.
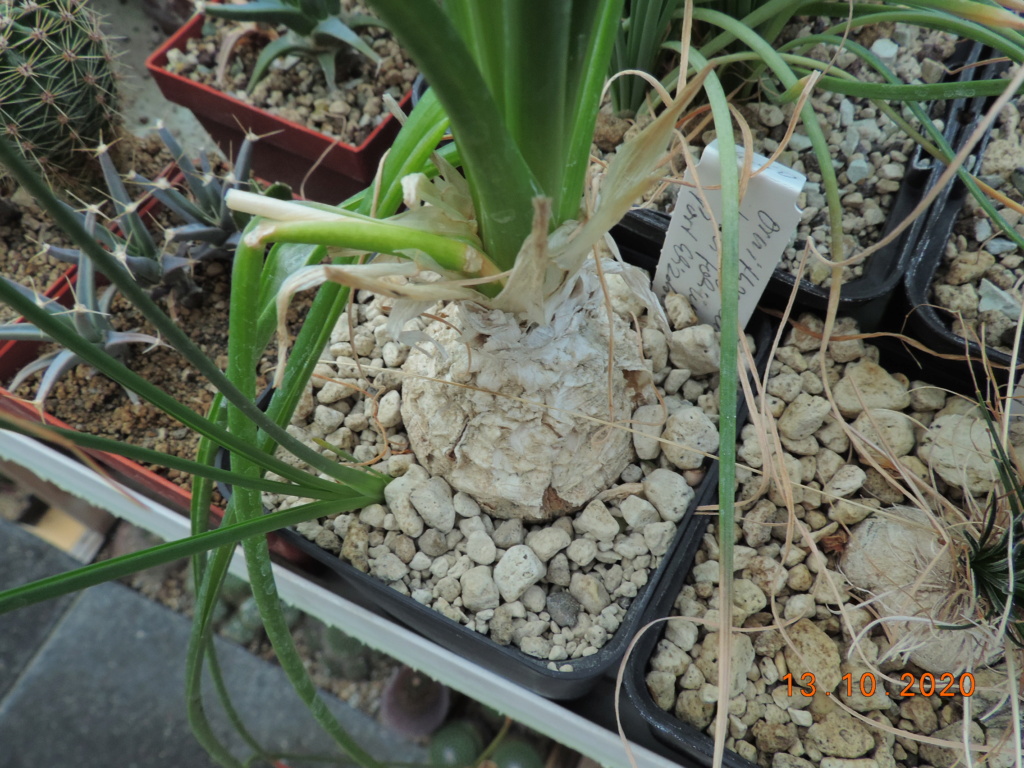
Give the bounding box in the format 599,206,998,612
620,493,761,768
611,41,983,332
283,470,721,701
617,314,781,767
901,56,1024,389
276,306,764,699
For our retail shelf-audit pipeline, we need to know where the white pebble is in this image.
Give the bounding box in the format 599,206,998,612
375,390,402,428
466,530,497,565
493,545,546,602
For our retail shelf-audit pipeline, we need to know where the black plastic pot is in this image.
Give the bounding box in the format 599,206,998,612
219,410,719,700
611,41,984,332
621,310,992,766
411,74,428,107
285,314,772,702
284,473,721,701
621,516,760,768
902,57,1024,390
218,310,773,702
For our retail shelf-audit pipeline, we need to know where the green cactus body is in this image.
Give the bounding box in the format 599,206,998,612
0,0,119,175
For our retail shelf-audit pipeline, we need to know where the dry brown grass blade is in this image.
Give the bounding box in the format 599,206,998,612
760,306,1024,375
973,176,1024,217
215,22,276,87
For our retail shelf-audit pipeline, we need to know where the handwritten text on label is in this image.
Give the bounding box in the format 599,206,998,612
653,140,806,329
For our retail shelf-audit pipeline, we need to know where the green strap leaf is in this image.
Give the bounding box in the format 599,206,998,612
0,497,374,614
204,2,317,35
0,414,342,499
366,0,541,271
314,16,381,64
248,35,307,92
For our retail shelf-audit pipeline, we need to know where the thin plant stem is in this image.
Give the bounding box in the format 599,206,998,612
686,44,739,768
225,238,384,768
187,541,244,768
691,8,846,262
0,498,370,614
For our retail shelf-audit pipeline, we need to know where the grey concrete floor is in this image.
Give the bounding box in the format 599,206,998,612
0,518,427,768
96,0,216,149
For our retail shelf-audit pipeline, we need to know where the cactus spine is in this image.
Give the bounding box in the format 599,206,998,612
0,0,120,176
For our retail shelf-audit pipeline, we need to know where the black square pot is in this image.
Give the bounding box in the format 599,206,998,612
901,56,1024,392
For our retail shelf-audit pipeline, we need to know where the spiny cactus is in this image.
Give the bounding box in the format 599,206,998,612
48,128,265,306
0,0,120,176
0,127,281,404
124,124,260,268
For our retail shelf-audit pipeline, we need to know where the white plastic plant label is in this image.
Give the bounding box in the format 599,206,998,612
653,139,806,329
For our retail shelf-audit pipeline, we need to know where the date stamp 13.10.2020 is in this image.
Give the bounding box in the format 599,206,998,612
782,671,976,698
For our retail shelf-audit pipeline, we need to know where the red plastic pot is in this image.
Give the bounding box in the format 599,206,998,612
0,166,308,563
0,385,309,563
0,160,180,382
0,267,77,382
145,14,411,204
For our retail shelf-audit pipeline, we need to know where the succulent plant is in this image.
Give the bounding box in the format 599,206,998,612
378,666,451,739
0,0,120,177
0,126,285,406
125,123,264,266
318,624,373,680
203,0,383,93
0,211,161,405
48,128,263,305
965,408,1024,648
429,720,484,768
489,737,544,768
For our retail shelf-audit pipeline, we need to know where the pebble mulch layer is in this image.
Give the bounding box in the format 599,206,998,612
272,285,748,669
645,314,1020,768
623,22,959,288
165,4,417,149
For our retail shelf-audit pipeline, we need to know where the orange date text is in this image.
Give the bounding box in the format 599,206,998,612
781,672,975,697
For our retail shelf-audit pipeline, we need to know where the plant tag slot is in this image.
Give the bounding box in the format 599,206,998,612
654,139,806,329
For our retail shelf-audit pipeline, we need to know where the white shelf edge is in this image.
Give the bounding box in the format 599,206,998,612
0,432,691,768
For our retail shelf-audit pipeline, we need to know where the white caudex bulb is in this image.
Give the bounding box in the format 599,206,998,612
841,505,1005,674
229,192,667,522
402,256,657,522
226,67,699,521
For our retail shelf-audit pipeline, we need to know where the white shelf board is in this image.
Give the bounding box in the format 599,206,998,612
0,431,693,768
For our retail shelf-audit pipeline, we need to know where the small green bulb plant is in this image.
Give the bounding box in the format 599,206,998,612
835,384,1024,751
968,408,1024,649
202,0,383,93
